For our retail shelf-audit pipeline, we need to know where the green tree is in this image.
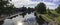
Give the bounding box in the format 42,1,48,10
0,0,16,15
0,0,9,15
34,2,46,25
6,5,16,14
35,2,46,14
0,0,16,25
55,4,60,13
20,6,27,18
47,8,51,15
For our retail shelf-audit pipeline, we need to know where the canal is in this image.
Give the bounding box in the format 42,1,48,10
2,12,38,25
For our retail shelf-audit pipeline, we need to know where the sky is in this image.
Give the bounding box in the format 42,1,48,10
10,0,60,9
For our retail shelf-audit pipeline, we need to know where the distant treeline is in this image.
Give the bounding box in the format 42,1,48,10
15,6,35,14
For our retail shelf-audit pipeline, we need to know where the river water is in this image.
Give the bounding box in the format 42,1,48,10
2,12,38,25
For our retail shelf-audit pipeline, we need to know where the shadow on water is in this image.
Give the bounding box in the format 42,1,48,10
19,12,27,18
8,15,18,19
0,20,4,25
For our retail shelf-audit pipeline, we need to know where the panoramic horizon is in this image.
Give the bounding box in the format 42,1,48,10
0,0,60,25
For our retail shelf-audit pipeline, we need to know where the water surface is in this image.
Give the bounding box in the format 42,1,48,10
2,12,38,25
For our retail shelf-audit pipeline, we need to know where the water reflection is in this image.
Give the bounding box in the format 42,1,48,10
0,21,4,25
17,22,23,25
2,12,38,25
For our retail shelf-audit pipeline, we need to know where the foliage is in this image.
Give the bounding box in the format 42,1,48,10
35,2,46,14
47,8,51,14
21,6,27,12
34,2,60,25
19,6,27,18
34,2,47,25
58,16,60,23
55,4,60,13
27,7,34,14
0,0,16,15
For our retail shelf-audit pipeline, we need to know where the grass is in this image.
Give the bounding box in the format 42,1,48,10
40,14,54,22
58,16,60,22
44,14,54,20
40,10,59,22
51,11,60,23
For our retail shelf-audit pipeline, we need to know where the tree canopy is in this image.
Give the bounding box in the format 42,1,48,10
35,2,46,14
0,0,16,15
55,4,60,13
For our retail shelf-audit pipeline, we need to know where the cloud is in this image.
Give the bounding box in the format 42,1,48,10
10,0,59,9
43,2,58,9
11,0,39,8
